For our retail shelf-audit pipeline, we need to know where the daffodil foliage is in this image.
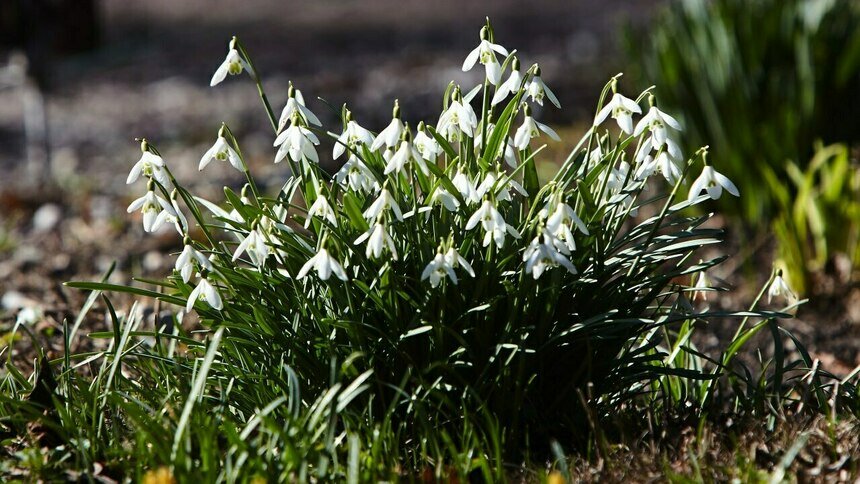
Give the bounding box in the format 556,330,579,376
77,20,789,461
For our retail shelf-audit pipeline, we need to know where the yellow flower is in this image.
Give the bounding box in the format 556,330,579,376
142,467,176,484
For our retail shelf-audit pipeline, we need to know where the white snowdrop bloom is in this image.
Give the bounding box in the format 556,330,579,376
768,271,795,303
605,162,638,216
688,165,739,201
444,247,475,277
545,202,589,253
453,171,481,206
385,139,428,176
594,92,642,134
175,244,212,283
474,123,517,168
491,57,523,106
430,186,461,212
422,252,458,287
127,151,171,187
692,271,710,302
635,155,658,181
354,223,398,260
363,188,403,222
637,135,683,166
371,102,404,151
414,125,442,161
465,200,521,248
525,67,560,108
421,246,475,288
210,40,249,87
277,85,321,129
274,124,320,164
514,108,560,150
633,105,682,147
476,171,527,202
157,197,188,235
335,156,378,194
305,194,338,228
186,277,222,312
437,97,479,140
199,135,242,171
462,27,509,85
333,118,375,160
523,233,577,279
656,151,684,185
297,248,348,281
127,190,178,233
232,228,270,267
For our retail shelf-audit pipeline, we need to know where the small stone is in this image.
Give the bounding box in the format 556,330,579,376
32,203,62,233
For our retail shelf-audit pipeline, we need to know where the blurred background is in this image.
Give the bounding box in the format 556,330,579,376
0,0,858,372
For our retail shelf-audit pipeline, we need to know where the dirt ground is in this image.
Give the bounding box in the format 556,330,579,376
0,0,857,407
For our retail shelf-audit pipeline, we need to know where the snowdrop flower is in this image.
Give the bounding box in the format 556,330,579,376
274,123,320,164
768,270,795,303
127,188,178,233
422,246,475,288
445,247,475,277
525,66,560,108
437,91,478,140
413,122,441,161
354,223,398,260
199,131,242,171
297,248,348,281
462,26,509,85
492,56,523,106
523,232,577,279
594,92,641,134
175,243,213,283
692,270,710,302
335,157,378,194
363,188,403,222
633,103,682,148
385,132,428,176
333,112,374,160
545,201,589,253
430,186,460,212
514,105,560,150
476,171,527,202
210,38,249,87
158,195,188,235
688,165,739,201
232,228,270,267
127,149,171,187
453,171,481,206
371,101,404,151
186,276,222,312
305,194,338,228
422,252,457,287
465,199,521,248
606,162,639,216
474,123,517,168
277,83,321,130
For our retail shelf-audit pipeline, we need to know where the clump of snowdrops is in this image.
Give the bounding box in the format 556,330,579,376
53,19,843,479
